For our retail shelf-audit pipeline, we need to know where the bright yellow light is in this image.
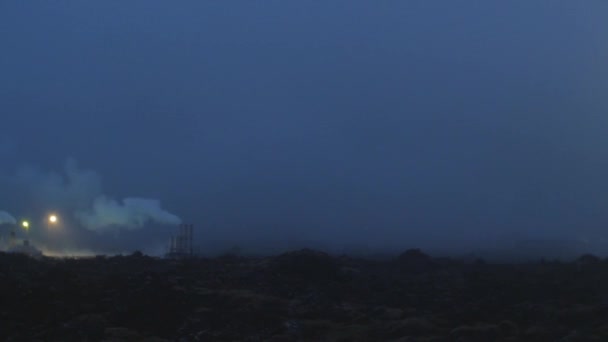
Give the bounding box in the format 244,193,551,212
21,221,29,229
49,215,58,224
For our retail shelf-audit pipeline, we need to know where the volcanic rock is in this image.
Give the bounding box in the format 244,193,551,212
2,249,608,340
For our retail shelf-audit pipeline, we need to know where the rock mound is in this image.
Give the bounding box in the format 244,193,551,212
273,249,339,279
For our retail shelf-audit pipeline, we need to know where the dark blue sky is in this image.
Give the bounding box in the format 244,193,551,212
1,2,608,255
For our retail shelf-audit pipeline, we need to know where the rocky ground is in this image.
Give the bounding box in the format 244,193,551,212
1,249,608,341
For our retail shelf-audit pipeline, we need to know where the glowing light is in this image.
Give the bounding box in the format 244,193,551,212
21,220,29,229
49,215,58,224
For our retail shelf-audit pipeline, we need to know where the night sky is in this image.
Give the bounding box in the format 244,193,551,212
1,2,608,256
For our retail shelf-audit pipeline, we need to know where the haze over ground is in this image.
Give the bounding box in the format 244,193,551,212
1,2,608,257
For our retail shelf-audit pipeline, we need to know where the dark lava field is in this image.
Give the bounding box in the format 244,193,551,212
1,249,608,341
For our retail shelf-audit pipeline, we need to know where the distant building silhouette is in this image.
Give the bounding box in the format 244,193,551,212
165,224,195,258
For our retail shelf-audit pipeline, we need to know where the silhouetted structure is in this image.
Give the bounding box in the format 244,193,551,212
166,224,194,258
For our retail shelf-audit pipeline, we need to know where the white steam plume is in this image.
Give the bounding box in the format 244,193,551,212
9,158,181,234
0,211,16,225
15,158,102,210
76,196,181,233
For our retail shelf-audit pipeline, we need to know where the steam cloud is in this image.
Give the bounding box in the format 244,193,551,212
0,211,16,225
15,158,102,210
77,196,181,232
10,158,181,233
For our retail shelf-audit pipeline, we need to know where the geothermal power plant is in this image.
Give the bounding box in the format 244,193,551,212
1,211,197,258
0,222,43,258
